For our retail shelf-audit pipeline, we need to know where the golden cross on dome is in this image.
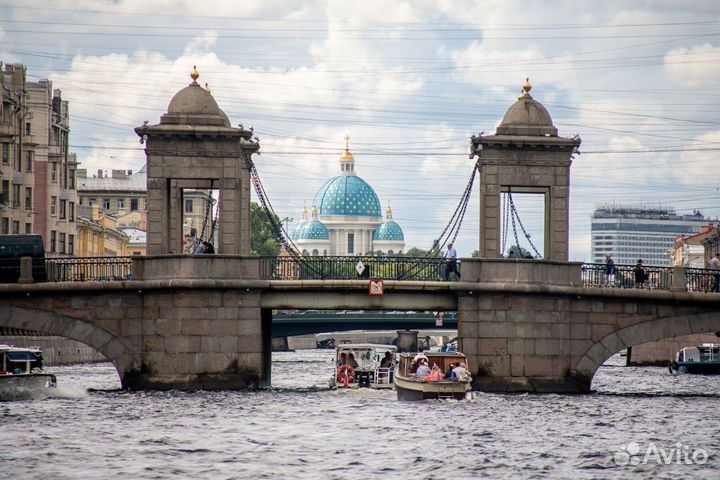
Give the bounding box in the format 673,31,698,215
344,134,350,151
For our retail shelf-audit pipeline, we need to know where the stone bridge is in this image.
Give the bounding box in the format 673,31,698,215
0,256,718,392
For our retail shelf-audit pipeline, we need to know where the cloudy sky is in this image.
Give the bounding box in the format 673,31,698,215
2,0,719,261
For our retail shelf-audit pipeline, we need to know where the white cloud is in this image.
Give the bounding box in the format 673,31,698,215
664,43,720,88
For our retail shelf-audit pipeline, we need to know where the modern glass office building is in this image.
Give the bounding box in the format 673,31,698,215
591,205,710,266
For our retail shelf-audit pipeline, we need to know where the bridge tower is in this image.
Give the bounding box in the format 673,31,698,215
470,80,581,261
135,67,259,254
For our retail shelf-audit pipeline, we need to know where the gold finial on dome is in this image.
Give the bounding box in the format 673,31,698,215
302,202,308,221
204,82,211,93
191,65,200,83
340,133,354,161
311,205,318,219
386,205,393,219
518,77,532,99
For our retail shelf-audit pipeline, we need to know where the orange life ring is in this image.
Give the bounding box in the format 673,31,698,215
337,365,355,383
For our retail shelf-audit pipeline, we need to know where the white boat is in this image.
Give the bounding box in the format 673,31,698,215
394,351,472,401
669,343,720,375
330,343,397,389
0,344,57,400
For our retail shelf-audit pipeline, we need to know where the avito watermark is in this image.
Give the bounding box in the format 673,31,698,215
614,442,708,466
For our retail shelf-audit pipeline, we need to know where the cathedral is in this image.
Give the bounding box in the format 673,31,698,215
290,138,405,256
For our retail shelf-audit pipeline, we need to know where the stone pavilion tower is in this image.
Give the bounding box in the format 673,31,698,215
135,67,259,255
470,80,581,261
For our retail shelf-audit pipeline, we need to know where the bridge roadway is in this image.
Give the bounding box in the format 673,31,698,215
0,256,718,393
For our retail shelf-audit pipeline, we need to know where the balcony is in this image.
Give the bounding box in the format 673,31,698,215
22,135,36,145
0,125,16,138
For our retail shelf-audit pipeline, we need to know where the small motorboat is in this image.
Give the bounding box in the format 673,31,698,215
330,344,397,390
394,351,472,401
669,343,720,375
0,344,57,400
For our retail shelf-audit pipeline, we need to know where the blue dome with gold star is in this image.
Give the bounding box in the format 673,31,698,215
374,220,404,241
314,176,382,217
295,219,330,241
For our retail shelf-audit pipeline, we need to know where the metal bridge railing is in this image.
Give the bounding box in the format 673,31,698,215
45,256,134,282
259,256,446,281
581,263,718,291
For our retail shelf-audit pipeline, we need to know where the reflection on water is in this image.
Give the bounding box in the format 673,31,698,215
1,351,718,479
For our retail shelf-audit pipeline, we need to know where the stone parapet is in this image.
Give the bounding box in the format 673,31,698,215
132,255,261,281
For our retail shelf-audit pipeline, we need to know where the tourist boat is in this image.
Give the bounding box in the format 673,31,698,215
0,344,57,400
394,351,472,401
330,344,397,389
669,343,720,374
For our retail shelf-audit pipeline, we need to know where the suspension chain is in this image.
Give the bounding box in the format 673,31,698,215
507,191,542,259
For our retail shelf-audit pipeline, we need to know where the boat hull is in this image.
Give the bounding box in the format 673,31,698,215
673,362,720,375
0,374,57,401
394,375,470,401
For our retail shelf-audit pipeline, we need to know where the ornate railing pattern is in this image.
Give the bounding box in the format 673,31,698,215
260,256,446,281
45,256,134,282
581,263,673,290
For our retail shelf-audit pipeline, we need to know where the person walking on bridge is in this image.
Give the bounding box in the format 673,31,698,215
445,243,460,281
605,253,617,287
709,253,720,293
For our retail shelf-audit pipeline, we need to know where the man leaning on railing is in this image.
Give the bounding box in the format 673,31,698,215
710,253,720,293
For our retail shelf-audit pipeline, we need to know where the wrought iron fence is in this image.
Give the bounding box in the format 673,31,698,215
45,256,134,282
260,256,447,281
582,262,674,289
685,267,719,293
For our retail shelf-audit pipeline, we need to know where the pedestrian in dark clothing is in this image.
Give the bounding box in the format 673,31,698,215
709,253,720,293
605,253,616,287
445,243,460,281
203,242,215,254
634,259,646,288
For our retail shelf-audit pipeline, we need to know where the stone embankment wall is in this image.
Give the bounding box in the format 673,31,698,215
629,334,720,366
0,336,107,365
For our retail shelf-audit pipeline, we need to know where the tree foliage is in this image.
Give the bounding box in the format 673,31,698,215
250,202,281,256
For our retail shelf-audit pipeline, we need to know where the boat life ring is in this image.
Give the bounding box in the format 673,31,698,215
337,365,355,383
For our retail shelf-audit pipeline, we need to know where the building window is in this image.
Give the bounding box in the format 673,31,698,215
69,202,75,222
312,249,319,256
102,198,110,210
12,220,19,235
130,198,138,211
59,199,66,219
1,218,8,234
68,169,76,189
25,187,32,210
25,222,31,234
12,185,20,208
50,230,56,252
68,234,74,255
0,180,8,205
89,197,96,206
51,162,58,182
347,233,354,254
25,151,33,172
59,233,66,254
1,143,8,165
50,196,57,216
185,199,193,213
117,198,125,210
25,122,31,135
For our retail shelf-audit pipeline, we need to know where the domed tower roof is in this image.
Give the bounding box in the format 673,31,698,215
295,207,330,241
313,137,381,217
160,66,231,127
374,207,404,241
495,79,557,137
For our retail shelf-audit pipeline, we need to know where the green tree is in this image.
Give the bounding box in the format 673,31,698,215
250,202,281,256
471,250,481,258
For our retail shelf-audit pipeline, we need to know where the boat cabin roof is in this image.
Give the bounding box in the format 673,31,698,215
0,345,43,361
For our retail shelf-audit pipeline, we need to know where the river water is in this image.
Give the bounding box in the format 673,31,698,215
1,350,718,479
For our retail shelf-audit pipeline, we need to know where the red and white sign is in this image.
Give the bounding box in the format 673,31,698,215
369,279,384,296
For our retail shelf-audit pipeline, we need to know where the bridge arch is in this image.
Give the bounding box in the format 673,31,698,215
0,306,135,381
575,310,720,385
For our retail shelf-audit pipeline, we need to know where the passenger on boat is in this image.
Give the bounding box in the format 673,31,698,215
337,352,348,366
347,353,359,369
416,360,432,378
424,364,445,382
444,362,457,379
452,362,472,382
380,351,395,368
